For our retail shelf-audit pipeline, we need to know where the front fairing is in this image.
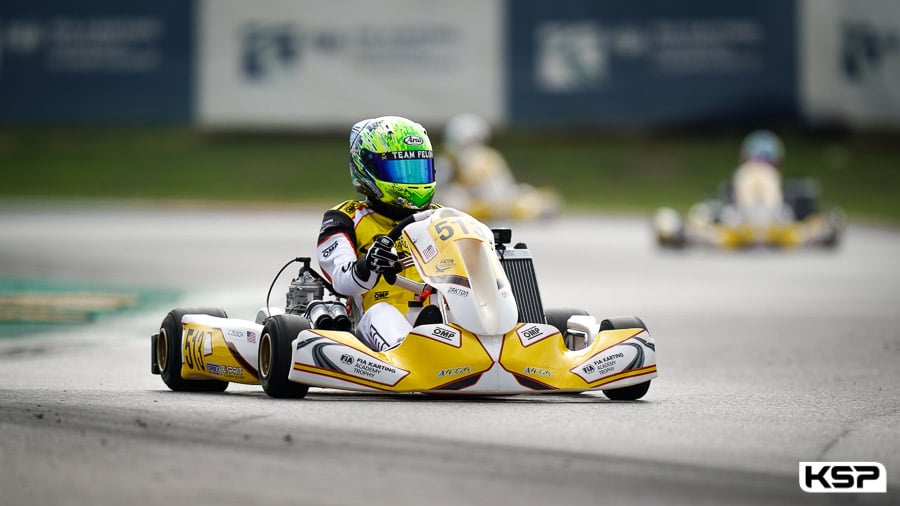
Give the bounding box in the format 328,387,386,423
402,208,518,335
289,322,657,394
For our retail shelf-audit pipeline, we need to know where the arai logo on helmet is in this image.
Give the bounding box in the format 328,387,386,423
403,135,424,146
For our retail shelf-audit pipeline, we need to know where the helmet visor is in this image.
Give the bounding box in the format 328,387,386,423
372,152,434,184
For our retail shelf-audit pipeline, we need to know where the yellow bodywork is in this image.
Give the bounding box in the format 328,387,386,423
172,310,656,394
718,223,800,249
289,323,656,394
500,326,656,391
179,320,259,385
697,212,835,249
292,326,494,391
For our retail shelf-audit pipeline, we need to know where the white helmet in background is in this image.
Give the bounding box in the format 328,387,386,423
740,129,785,170
444,113,490,151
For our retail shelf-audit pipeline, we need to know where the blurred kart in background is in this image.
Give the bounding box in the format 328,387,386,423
437,179,561,222
653,130,845,250
653,175,845,249
436,113,560,222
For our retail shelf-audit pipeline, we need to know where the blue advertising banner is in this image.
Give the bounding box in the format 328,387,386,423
0,0,193,124
507,0,798,127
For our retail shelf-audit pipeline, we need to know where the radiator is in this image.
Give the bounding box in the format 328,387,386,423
498,247,546,324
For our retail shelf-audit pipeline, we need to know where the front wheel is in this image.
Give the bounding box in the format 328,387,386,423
599,316,650,400
157,307,229,392
259,314,311,399
603,381,651,401
653,207,686,249
821,208,846,249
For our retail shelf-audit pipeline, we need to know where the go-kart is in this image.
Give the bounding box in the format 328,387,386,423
151,208,656,400
437,182,561,222
653,177,845,249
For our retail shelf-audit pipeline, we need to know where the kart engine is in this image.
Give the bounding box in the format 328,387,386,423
285,264,351,331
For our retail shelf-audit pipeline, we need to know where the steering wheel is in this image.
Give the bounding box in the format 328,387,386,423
387,209,434,242
381,209,435,291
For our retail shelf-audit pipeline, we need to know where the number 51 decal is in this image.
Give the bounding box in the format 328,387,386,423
433,218,488,242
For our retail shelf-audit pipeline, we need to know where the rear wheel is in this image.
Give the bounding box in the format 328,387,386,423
599,315,647,332
784,178,820,220
259,314,311,399
158,307,229,392
599,316,651,401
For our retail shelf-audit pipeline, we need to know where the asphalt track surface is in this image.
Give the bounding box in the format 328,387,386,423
1,202,898,506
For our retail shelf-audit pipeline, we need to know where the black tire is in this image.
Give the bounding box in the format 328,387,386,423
544,308,590,336
544,308,590,350
157,307,229,392
599,315,651,401
259,314,311,399
784,178,821,221
599,315,647,332
657,233,686,249
821,208,846,249
604,381,651,401
652,208,687,249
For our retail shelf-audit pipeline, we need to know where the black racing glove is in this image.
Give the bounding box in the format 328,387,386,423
354,235,402,283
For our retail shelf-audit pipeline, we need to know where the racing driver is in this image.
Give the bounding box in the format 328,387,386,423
727,129,789,222
316,116,441,352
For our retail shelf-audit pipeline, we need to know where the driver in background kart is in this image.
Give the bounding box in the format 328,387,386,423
316,116,440,352
723,129,790,223
435,113,560,221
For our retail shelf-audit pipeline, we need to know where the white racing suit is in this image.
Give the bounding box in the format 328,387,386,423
316,199,439,351
725,160,792,226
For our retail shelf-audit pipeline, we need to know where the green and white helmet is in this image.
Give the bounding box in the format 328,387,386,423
349,116,435,211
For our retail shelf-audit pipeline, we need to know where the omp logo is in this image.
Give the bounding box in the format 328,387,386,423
799,462,886,493
432,327,455,340
522,326,541,339
403,135,423,145
373,291,389,301
321,241,338,258
517,325,546,346
421,325,460,347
